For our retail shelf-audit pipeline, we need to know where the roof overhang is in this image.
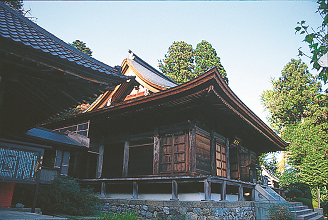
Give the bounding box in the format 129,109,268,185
46,68,288,152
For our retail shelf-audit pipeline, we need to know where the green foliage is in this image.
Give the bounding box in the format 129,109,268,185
295,0,328,83
70,40,93,57
194,40,227,82
267,204,293,220
262,58,328,209
261,59,321,131
99,212,139,220
37,176,99,216
282,120,328,188
293,197,313,209
159,41,195,85
279,168,299,189
5,0,23,11
159,40,227,85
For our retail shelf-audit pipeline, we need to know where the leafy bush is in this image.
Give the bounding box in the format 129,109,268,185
292,197,313,209
285,183,312,199
37,176,99,216
267,203,293,220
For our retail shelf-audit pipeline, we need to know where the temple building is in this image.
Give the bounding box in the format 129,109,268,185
44,50,288,202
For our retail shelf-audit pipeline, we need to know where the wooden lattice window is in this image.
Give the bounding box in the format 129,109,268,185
216,141,227,177
160,133,187,174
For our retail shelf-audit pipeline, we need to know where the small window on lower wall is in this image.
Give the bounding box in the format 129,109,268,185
128,139,153,176
216,141,227,177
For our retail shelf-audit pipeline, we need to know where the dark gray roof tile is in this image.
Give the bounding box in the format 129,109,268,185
0,2,129,81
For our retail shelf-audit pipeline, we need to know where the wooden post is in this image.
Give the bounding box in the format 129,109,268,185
210,131,216,176
226,138,230,179
122,139,130,177
238,185,244,201
189,127,196,173
153,127,160,175
97,145,104,178
171,180,178,200
101,182,106,198
133,181,138,199
221,180,227,201
204,177,212,201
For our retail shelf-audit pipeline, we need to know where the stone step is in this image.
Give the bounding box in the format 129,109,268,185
308,214,324,220
289,202,304,207
292,208,313,216
290,205,308,211
298,211,318,220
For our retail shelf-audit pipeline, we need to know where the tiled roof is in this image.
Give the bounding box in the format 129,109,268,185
26,127,85,148
128,50,177,89
0,2,126,79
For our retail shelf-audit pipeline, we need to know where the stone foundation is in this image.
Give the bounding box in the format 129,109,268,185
100,198,257,219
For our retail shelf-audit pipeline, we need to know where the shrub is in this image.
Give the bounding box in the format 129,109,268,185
37,176,99,216
267,203,293,220
293,197,313,209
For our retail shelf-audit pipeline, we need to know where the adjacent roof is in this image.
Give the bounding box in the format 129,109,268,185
85,50,177,111
125,50,177,90
0,2,131,134
26,127,88,149
46,67,288,153
0,2,128,80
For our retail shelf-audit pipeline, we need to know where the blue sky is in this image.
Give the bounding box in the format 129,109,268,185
23,1,322,124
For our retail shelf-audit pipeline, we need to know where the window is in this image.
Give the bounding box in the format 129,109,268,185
216,141,227,177
53,120,89,137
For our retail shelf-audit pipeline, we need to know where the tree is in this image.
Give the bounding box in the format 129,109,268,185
159,40,228,85
262,58,328,208
282,120,328,208
5,0,23,11
159,41,195,85
194,40,227,82
295,0,328,83
261,59,321,132
70,40,93,57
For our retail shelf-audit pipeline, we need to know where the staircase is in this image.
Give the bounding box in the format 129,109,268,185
289,202,324,220
255,185,325,220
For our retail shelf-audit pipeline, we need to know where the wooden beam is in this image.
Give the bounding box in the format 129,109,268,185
171,180,178,201
122,139,130,177
204,177,212,201
133,181,138,199
226,138,231,179
153,127,160,175
221,180,227,201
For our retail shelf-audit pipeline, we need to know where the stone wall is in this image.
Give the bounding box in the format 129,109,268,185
100,198,257,220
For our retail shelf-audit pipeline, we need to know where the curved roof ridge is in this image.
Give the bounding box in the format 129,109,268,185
128,50,177,84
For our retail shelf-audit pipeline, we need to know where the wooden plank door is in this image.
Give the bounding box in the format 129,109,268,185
160,133,187,174
239,152,251,182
